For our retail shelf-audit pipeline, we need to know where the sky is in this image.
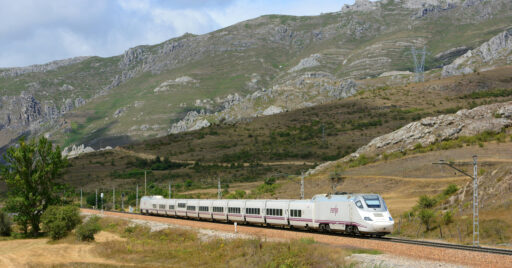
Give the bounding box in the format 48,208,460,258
0,0,356,68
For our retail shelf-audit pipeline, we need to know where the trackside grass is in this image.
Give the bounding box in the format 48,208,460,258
93,217,354,267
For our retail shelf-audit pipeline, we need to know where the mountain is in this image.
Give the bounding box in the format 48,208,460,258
1,0,511,153
57,65,512,194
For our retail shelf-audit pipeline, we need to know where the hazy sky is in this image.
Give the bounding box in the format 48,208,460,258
0,0,356,68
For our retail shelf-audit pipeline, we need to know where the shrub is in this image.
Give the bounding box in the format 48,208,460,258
0,211,11,236
419,209,436,231
264,177,276,185
442,210,454,225
226,190,246,199
86,193,97,207
417,195,437,209
41,205,81,240
348,154,376,168
443,184,458,196
76,216,101,241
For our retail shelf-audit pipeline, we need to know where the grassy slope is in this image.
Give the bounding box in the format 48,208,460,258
61,67,512,200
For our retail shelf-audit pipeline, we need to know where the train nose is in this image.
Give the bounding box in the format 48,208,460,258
372,222,394,233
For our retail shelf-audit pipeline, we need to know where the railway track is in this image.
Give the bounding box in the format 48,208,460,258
378,237,512,256
86,209,512,256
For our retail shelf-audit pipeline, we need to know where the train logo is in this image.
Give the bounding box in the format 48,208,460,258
330,207,339,216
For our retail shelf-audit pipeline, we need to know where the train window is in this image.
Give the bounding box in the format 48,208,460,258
228,207,241,214
152,204,157,208
178,203,186,208
213,207,224,213
355,200,363,209
169,205,175,210
187,206,196,211
247,208,260,215
363,195,381,208
266,208,282,216
199,206,209,212
159,204,165,209
290,209,302,217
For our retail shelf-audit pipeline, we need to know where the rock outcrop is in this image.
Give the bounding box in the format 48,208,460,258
153,76,198,92
61,144,113,158
61,144,95,158
169,111,210,134
347,101,512,159
289,54,321,72
443,28,512,77
262,106,284,116
0,92,86,150
0,56,90,78
342,0,379,12
165,73,359,135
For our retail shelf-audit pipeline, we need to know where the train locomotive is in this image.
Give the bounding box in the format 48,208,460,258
140,193,394,236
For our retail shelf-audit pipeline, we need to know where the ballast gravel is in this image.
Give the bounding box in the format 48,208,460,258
82,209,512,268
347,253,468,268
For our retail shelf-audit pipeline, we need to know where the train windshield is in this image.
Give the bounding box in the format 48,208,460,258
363,195,381,209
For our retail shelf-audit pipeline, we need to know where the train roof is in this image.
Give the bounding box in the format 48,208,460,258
312,193,381,202
142,195,164,199
141,194,382,202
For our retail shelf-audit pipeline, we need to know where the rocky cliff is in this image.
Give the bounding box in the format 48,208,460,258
443,28,512,77
348,101,512,159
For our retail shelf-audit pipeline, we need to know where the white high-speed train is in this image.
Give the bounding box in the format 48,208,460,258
140,193,394,236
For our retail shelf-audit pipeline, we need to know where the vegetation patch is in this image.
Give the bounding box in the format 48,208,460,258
76,216,101,241
41,205,81,240
93,217,349,267
461,88,512,99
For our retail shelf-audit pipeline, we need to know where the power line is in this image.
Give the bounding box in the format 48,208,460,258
433,156,479,247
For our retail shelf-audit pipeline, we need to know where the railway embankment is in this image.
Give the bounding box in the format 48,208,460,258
82,209,512,267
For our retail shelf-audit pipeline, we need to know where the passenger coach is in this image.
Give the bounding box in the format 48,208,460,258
140,193,394,236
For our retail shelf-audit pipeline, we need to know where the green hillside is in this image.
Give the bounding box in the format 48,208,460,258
1,0,511,151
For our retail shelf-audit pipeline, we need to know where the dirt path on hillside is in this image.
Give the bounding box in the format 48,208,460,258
0,232,126,267
114,147,315,166
83,209,512,268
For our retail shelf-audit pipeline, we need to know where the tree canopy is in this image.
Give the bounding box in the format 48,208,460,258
0,137,67,236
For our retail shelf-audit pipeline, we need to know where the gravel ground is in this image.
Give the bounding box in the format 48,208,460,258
82,209,512,268
347,254,469,268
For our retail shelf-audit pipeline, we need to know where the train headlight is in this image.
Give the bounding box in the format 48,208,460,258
364,216,373,221
389,217,393,222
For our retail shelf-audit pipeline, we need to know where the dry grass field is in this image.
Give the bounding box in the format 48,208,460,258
0,217,355,267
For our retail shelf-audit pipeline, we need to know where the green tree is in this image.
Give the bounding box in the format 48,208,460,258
0,137,67,236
